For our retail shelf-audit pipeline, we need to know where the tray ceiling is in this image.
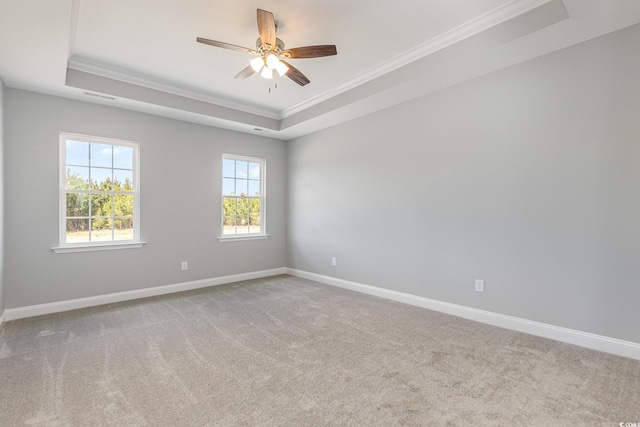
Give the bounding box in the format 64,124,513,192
1,0,640,139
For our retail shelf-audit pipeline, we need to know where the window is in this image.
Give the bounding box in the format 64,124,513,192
54,133,142,252
221,154,266,240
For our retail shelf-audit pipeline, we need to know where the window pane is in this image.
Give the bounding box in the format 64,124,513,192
114,169,133,191
223,178,236,196
114,216,133,229
92,218,113,242
66,166,90,190
67,140,89,166
237,213,249,226
223,197,237,217
91,167,112,190
222,159,235,178
91,143,112,167
236,214,249,234
236,198,249,218
91,194,113,217
248,162,260,180
235,161,248,178
114,194,134,216
249,198,261,217
113,145,133,169
235,179,248,196
248,180,260,196
114,217,133,241
223,216,236,235
66,219,90,243
66,193,89,217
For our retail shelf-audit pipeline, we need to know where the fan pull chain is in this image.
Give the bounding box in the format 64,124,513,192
268,80,278,94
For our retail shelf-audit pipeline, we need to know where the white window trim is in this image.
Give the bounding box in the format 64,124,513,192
217,234,270,243
219,153,268,240
53,132,145,253
52,242,145,253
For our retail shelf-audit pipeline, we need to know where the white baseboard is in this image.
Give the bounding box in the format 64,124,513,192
0,309,6,330
286,268,640,361
5,267,286,321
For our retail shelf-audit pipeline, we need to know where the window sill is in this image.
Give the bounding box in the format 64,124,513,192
218,234,270,243
52,242,146,253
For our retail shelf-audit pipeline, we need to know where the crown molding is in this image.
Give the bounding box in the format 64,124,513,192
280,0,554,119
67,56,282,120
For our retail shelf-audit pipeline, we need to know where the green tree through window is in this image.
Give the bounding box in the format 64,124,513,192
61,134,139,245
222,155,265,236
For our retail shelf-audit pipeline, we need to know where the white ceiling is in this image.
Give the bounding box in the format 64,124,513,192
1,0,640,140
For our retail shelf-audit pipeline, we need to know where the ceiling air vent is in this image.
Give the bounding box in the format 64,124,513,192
83,91,116,101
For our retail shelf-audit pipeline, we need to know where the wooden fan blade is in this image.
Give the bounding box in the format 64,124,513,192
282,45,337,59
196,37,255,54
281,61,310,86
234,66,256,80
257,9,276,49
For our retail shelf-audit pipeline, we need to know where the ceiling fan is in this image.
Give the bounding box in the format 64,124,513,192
197,9,337,86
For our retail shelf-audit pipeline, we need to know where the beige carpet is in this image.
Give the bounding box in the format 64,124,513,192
0,275,638,426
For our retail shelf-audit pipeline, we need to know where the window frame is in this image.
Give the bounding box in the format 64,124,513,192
219,153,268,242
52,132,144,253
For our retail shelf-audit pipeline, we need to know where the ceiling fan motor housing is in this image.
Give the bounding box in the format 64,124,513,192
256,37,288,57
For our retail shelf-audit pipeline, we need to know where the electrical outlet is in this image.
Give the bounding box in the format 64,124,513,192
181,261,188,271
475,279,484,293
331,257,337,266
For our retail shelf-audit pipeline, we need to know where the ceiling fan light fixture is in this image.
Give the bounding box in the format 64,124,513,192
260,66,273,79
266,53,280,69
250,56,265,72
275,61,289,77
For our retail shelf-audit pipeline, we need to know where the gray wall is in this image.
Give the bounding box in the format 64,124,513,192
4,89,286,308
0,78,5,317
286,24,640,343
